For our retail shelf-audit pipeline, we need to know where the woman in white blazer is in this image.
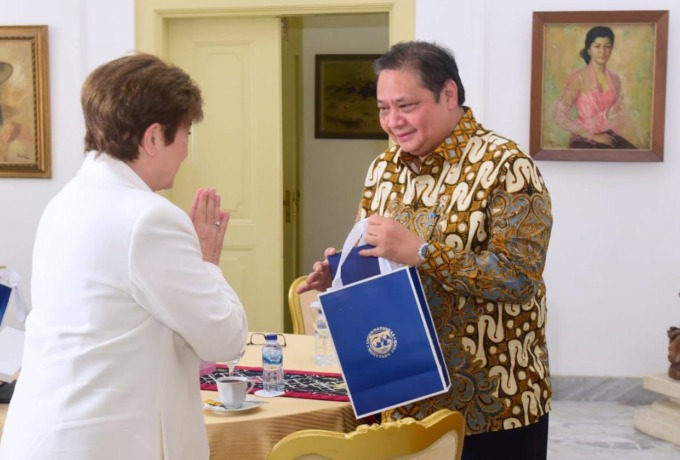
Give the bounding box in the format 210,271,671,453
0,54,248,460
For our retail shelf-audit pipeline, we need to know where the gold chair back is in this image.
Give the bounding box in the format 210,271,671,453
288,276,319,335
267,408,465,460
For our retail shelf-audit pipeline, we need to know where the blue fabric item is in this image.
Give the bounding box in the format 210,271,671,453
0,284,11,325
327,244,381,285
319,266,450,418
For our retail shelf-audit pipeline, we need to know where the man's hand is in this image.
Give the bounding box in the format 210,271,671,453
298,247,337,294
359,214,425,266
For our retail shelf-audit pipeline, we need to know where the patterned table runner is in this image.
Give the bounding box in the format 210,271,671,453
200,364,349,402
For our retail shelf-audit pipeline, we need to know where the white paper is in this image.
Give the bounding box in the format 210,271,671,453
0,326,25,382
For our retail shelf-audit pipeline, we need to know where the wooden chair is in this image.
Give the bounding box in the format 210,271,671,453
287,275,319,335
267,408,465,460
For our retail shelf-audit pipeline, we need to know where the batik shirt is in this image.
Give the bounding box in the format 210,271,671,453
358,108,552,435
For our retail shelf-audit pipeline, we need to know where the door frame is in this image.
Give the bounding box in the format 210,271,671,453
135,0,414,330
135,0,415,51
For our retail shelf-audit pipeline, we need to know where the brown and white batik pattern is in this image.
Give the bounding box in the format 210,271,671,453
358,108,553,435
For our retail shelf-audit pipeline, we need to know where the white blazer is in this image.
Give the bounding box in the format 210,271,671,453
0,153,248,460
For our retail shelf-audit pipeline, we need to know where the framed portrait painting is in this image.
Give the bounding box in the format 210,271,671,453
315,54,386,140
0,25,51,178
529,11,668,162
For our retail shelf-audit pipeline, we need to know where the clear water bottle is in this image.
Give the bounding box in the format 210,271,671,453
313,304,337,366
262,333,284,395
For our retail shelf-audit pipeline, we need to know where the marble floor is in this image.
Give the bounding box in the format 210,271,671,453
549,400,680,459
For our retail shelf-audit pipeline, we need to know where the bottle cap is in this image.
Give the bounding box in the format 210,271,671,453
265,333,278,341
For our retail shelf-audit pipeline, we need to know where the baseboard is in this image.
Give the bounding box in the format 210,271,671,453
551,375,665,405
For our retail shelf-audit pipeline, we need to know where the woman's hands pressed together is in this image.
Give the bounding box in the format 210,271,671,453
190,188,229,265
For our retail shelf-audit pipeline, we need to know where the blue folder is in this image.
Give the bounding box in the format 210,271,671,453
0,285,11,326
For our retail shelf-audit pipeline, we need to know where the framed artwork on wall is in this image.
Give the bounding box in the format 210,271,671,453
0,25,51,178
529,10,668,162
315,54,387,140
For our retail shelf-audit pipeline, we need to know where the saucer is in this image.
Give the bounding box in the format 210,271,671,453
254,389,284,398
203,397,264,414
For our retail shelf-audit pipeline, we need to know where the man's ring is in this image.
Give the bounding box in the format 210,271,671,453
213,220,221,227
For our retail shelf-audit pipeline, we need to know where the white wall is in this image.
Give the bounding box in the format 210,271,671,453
417,0,680,377
3,0,678,379
0,0,135,324
301,14,389,272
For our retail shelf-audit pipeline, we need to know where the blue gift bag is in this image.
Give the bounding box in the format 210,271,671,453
326,219,401,289
327,244,380,285
318,221,450,418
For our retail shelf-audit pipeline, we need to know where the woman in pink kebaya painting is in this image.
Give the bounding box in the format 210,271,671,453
554,25,637,149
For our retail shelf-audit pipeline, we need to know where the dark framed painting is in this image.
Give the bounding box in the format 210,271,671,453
529,11,668,162
0,25,51,178
315,54,386,140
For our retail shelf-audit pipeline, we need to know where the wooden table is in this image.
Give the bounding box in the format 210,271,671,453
1,334,359,459
0,397,6,442
203,333,358,458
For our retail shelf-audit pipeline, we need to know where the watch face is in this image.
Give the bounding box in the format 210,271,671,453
419,243,428,260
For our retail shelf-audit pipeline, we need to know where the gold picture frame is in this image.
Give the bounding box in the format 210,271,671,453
315,54,386,140
530,11,668,162
0,25,51,178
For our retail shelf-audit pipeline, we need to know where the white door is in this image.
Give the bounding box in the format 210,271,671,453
167,17,283,332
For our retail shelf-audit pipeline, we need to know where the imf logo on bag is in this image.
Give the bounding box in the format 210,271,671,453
366,327,397,358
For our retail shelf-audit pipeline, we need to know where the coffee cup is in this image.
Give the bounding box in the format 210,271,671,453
216,376,254,409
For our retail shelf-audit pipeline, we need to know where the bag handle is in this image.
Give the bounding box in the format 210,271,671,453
331,219,401,290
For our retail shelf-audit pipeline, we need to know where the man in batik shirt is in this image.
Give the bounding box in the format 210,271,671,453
301,41,552,460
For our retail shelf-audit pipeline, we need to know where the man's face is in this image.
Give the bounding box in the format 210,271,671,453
376,68,455,157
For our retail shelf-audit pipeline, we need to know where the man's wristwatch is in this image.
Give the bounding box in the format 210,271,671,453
417,242,429,265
